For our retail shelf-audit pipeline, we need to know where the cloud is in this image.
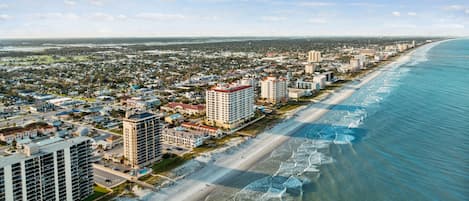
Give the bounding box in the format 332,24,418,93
434,23,465,29
136,13,186,20
392,11,401,16
443,5,464,11
347,2,384,7
34,13,79,20
90,0,104,6
407,12,417,16
92,12,115,21
0,14,11,21
299,2,335,7
307,18,327,24
0,4,8,9
64,0,76,6
465,9,469,14
117,14,127,20
261,16,287,22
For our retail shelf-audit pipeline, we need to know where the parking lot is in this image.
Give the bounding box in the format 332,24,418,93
93,167,126,188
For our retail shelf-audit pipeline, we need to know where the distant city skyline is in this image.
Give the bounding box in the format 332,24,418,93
0,0,468,38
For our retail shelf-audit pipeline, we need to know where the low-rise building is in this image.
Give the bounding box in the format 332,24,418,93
164,113,184,124
30,102,56,113
161,102,205,116
0,122,56,144
162,127,210,148
181,122,223,138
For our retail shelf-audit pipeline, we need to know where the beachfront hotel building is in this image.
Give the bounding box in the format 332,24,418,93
0,137,93,201
260,76,289,104
123,111,162,169
307,50,322,63
206,83,255,129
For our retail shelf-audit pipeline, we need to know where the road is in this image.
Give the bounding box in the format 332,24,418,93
94,167,126,188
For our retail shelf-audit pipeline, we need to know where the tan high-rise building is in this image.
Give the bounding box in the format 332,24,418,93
206,83,254,129
123,112,161,169
305,64,317,74
260,76,288,104
307,50,322,63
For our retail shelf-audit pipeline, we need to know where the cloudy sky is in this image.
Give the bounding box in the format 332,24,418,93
0,0,468,38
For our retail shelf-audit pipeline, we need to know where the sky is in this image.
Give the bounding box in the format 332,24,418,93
0,0,468,38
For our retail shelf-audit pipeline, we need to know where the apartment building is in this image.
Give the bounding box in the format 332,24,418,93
260,76,289,104
307,50,322,63
0,137,93,201
123,112,162,169
206,83,254,129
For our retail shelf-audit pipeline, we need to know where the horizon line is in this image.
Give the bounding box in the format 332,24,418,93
0,35,460,41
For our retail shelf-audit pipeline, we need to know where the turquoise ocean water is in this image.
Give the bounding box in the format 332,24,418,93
227,39,469,201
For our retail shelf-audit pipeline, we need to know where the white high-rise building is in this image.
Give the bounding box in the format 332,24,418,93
206,83,254,129
307,50,322,63
123,112,162,169
260,76,288,104
0,137,93,201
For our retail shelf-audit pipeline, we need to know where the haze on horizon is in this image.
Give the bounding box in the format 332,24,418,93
0,0,468,39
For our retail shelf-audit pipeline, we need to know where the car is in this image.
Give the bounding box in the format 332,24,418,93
105,179,111,183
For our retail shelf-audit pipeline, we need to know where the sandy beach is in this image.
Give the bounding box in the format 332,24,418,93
142,46,421,201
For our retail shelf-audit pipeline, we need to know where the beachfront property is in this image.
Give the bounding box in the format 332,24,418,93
206,83,255,129
260,76,289,104
0,137,93,201
123,111,162,169
0,122,56,144
181,122,223,138
162,127,211,148
307,50,322,63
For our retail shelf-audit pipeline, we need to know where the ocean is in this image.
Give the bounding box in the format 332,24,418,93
207,39,469,201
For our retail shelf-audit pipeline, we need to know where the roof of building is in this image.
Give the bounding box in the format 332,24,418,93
167,102,205,111
0,122,53,137
0,137,91,168
125,112,155,120
210,84,251,93
181,122,219,132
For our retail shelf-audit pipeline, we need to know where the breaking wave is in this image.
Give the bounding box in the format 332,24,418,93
231,42,442,201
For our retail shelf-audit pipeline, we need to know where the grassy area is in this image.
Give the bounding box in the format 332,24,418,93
108,128,123,135
277,103,305,113
152,153,195,174
84,185,110,201
138,174,165,185
0,55,93,66
193,133,243,153
96,182,136,201
236,115,282,136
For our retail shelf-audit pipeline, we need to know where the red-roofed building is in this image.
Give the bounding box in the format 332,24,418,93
206,83,255,129
161,102,205,116
0,122,56,144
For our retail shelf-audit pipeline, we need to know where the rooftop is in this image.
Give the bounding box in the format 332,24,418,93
0,136,91,168
125,112,156,121
210,83,251,93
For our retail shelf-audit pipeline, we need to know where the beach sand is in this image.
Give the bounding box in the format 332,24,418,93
141,47,420,201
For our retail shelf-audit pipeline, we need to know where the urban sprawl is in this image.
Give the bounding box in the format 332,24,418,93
0,37,438,200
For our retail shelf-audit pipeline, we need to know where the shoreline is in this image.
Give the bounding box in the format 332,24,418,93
139,42,438,201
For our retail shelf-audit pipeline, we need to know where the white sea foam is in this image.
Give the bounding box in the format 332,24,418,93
231,42,445,201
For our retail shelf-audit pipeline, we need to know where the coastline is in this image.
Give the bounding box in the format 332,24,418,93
139,41,439,201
